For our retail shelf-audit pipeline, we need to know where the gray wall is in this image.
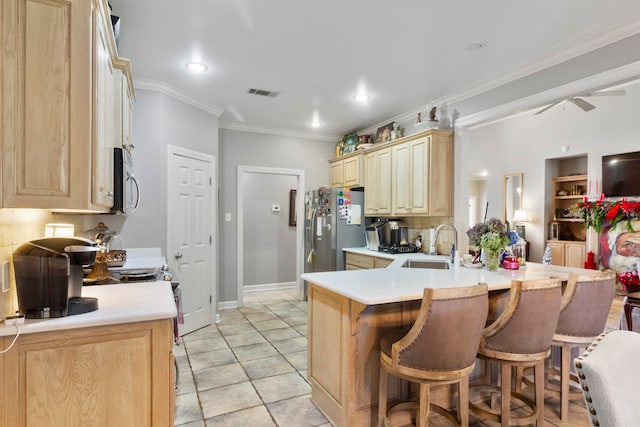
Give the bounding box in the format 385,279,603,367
243,173,297,286
91,90,219,255
219,129,334,302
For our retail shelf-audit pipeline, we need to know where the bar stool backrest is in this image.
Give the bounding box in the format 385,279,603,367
393,285,489,371
555,272,616,338
482,279,562,356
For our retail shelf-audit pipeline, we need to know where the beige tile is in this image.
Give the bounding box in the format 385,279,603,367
283,316,307,326
241,355,296,380
199,381,262,418
252,372,310,403
176,421,206,427
245,312,279,322
174,392,203,425
283,351,307,371
232,342,278,362
261,327,302,342
188,348,236,371
184,336,228,354
182,325,221,342
218,322,257,336
224,331,267,348
252,318,290,331
193,362,248,391
266,394,327,426
206,406,276,427
271,336,307,355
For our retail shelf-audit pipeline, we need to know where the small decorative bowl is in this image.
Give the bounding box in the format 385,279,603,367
502,257,520,270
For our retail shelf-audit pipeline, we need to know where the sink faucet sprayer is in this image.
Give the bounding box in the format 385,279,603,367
429,224,458,258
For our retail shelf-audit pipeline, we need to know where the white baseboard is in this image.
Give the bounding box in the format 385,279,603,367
217,300,238,310
243,281,296,293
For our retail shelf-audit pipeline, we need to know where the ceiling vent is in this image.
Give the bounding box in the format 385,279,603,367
247,88,279,98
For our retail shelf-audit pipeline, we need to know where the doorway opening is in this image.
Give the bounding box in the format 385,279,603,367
237,166,305,306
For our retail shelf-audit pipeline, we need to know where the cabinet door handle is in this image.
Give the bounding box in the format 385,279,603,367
174,253,183,259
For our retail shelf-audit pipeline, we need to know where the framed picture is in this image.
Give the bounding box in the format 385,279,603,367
289,189,297,226
601,220,640,271
375,122,394,143
341,132,359,154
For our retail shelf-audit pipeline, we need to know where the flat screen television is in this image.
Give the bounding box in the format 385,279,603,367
602,150,640,197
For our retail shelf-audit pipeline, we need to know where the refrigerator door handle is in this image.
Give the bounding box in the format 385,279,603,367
310,208,317,253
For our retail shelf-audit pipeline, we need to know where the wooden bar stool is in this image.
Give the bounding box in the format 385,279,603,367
545,271,615,421
378,285,489,427
470,278,562,427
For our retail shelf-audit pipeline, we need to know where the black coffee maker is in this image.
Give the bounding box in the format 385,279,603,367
13,237,100,318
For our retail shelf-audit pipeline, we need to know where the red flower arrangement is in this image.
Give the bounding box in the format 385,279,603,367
617,270,640,292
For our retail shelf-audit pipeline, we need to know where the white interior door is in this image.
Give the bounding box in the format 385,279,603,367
168,146,215,335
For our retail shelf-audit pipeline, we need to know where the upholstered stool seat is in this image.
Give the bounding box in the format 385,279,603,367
575,330,640,427
378,285,489,427
469,278,562,427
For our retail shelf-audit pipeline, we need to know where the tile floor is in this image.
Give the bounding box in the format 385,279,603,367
174,288,627,427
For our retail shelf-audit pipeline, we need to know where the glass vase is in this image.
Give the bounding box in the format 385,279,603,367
485,249,501,271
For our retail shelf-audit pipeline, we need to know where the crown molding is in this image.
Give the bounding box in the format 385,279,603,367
359,21,640,136
134,78,225,117
219,121,340,142
434,20,640,108
455,60,640,130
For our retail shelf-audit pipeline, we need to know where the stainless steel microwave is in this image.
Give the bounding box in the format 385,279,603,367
111,147,140,215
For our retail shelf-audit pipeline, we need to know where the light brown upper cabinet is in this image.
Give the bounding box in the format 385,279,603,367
361,129,453,217
1,0,134,212
328,152,364,188
364,147,392,216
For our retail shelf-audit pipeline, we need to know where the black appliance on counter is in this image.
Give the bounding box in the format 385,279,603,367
378,243,419,254
13,237,100,318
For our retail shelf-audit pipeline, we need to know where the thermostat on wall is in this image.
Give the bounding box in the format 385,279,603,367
272,205,281,212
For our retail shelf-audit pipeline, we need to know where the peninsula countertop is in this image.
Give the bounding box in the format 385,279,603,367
0,281,177,337
301,248,595,305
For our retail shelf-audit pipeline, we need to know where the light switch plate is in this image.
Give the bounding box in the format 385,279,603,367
272,205,280,212
1,261,9,293
225,213,232,222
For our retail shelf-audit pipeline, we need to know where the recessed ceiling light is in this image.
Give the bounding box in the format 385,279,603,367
355,93,370,102
311,120,321,128
185,61,208,72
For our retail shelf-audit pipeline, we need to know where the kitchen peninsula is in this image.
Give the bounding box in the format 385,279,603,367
0,282,176,427
302,252,596,427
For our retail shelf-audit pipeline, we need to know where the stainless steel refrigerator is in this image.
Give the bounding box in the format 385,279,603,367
304,188,366,274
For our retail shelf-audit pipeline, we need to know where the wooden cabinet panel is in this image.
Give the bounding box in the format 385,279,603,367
364,148,391,216
548,241,566,266
329,161,344,188
1,0,133,211
1,319,173,427
328,154,364,189
345,253,375,269
2,0,92,209
547,240,585,267
373,257,393,268
343,156,361,187
565,242,586,268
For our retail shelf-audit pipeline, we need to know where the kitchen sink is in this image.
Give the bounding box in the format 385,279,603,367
401,259,450,270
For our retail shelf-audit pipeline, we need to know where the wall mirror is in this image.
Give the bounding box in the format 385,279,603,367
504,173,523,225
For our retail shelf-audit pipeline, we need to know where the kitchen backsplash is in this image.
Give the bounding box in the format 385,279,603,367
0,209,95,316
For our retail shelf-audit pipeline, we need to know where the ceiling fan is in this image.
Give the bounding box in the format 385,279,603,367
535,90,626,115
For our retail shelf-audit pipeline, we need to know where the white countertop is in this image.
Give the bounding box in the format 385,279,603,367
0,281,177,337
301,248,594,305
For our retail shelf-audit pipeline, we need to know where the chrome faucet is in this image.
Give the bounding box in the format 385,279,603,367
429,224,458,256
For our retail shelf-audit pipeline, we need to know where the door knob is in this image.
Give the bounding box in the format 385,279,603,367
174,253,183,259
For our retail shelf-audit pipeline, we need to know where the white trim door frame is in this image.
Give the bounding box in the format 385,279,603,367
237,166,305,306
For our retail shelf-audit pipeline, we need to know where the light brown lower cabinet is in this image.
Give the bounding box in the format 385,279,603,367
547,240,586,268
0,319,174,427
345,252,393,270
